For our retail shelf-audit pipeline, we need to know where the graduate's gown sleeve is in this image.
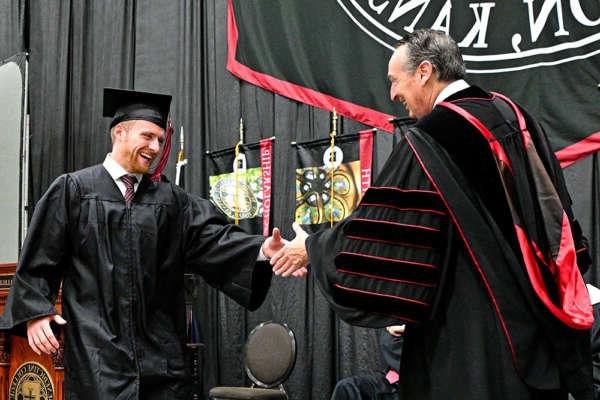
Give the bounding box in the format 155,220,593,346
182,194,272,311
0,174,73,336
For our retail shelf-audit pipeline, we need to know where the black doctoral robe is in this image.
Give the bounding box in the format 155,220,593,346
307,87,593,399
0,165,272,399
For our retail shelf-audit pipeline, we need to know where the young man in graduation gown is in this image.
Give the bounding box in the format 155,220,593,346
0,88,292,399
272,29,594,399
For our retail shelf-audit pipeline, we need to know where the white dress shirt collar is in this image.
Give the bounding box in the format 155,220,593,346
434,79,470,106
587,284,600,305
102,154,143,195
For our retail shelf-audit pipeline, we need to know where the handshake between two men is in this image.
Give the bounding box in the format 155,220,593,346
262,222,311,278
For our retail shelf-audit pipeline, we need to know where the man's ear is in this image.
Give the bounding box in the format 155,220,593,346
417,61,433,84
113,123,126,142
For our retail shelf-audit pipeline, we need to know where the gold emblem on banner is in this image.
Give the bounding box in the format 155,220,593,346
209,167,263,220
9,362,54,400
295,160,361,225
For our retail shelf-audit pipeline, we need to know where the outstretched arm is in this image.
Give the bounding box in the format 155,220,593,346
271,223,309,277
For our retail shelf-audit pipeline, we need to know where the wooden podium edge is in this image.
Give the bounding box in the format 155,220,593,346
0,264,16,399
0,263,65,399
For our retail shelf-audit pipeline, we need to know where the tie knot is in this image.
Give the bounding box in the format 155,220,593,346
121,174,137,188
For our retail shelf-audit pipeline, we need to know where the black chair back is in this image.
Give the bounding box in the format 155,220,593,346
245,321,296,388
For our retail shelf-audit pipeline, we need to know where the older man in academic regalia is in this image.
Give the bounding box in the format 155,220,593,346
272,30,594,400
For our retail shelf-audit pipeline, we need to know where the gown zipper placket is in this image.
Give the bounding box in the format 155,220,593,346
126,200,142,396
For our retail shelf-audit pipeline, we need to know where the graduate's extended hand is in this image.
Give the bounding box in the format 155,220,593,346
27,314,67,355
271,222,309,277
261,227,288,259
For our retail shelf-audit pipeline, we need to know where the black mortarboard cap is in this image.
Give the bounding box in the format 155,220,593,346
103,88,172,129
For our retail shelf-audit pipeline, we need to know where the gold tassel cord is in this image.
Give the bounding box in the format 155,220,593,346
329,110,337,228
178,126,185,163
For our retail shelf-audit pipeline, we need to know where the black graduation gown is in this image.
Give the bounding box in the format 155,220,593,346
0,165,272,399
307,87,592,399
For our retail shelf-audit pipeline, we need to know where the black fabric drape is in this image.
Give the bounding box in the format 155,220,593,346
1,1,597,399
28,0,70,210
0,0,26,61
564,154,600,285
27,0,136,207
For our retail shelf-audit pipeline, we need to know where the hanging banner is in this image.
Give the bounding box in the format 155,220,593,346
259,139,273,237
206,138,274,236
294,131,374,233
359,129,375,196
228,0,600,165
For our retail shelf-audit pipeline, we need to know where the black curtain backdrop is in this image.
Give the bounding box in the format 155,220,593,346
0,1,597,399
0,0,25,62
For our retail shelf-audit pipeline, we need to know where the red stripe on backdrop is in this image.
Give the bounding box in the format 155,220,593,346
555,131,600,168
227,0,395,133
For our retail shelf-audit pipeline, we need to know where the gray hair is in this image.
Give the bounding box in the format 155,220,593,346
396,29,466,82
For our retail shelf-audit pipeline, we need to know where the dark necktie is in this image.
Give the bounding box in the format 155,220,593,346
121,175,137,203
